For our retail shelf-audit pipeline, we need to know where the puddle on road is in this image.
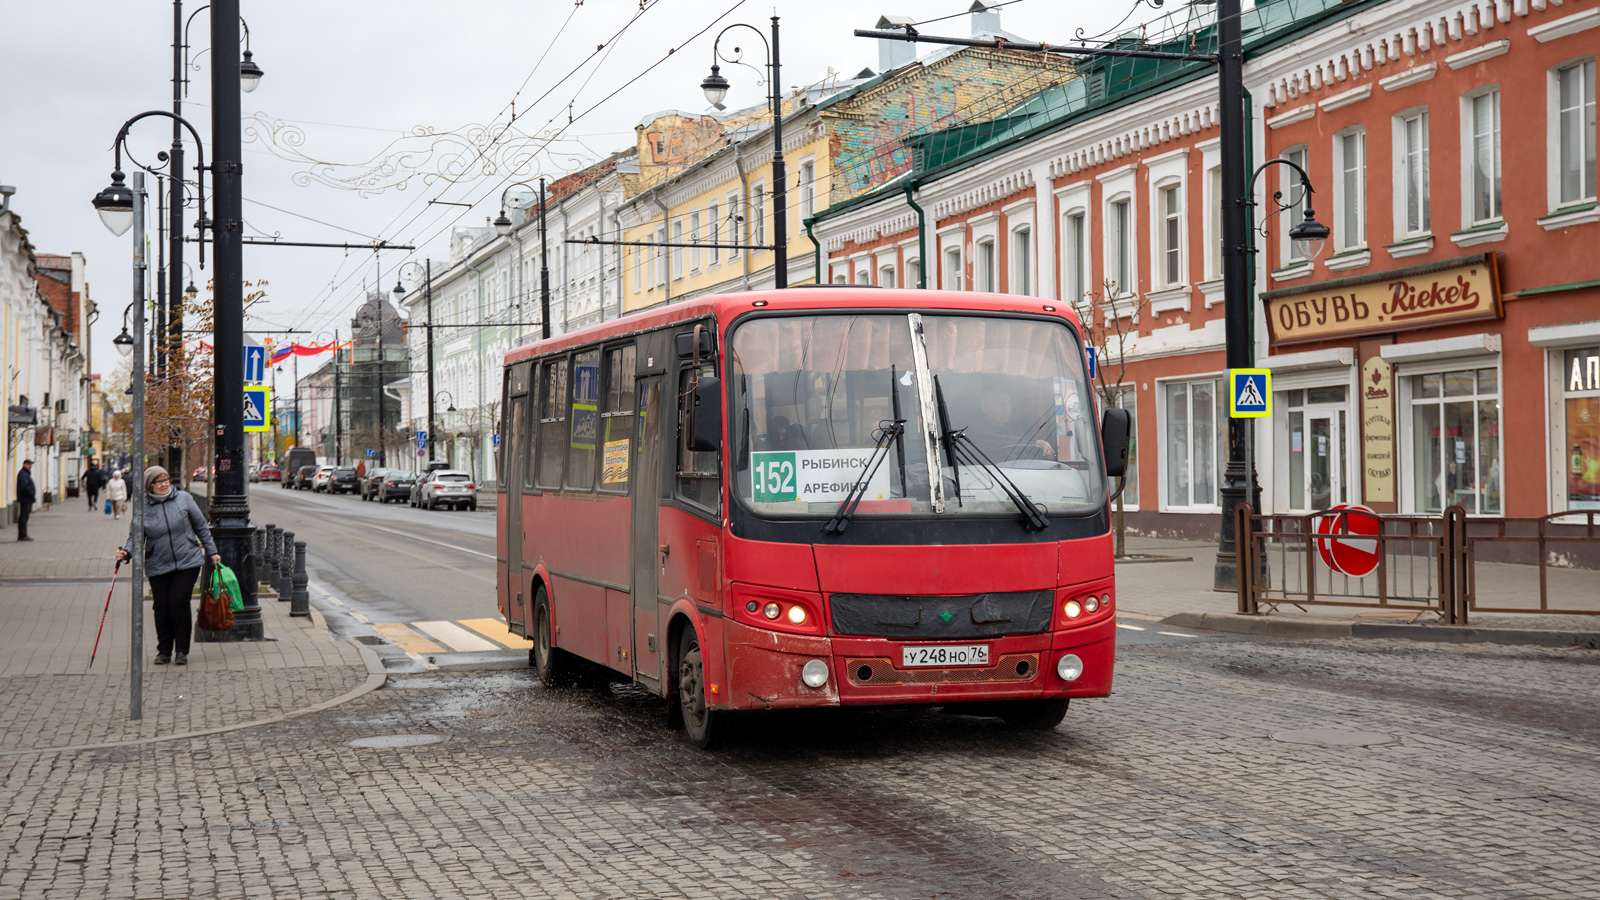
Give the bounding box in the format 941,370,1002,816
347,734,447,749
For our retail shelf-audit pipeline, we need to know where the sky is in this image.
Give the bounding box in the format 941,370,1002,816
0,0,1172,381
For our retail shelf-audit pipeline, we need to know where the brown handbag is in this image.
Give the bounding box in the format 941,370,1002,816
196,564,234,632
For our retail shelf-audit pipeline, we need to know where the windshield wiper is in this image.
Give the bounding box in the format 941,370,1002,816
932,375,1050,532
890,365,908,500
823,418,905,535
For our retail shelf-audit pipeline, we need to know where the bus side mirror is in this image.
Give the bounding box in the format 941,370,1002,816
688,376,722,452
1101,407,1132,478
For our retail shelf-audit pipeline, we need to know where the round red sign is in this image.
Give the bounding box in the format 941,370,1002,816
1314,504,1381,578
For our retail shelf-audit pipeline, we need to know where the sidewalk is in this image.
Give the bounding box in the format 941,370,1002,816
1116,535,1600,647
0,499,383,754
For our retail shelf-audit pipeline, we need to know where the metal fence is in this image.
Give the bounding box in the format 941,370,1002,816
1237,506,1600,624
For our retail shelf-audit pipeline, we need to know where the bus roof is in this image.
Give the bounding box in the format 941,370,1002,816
504,288,1085,364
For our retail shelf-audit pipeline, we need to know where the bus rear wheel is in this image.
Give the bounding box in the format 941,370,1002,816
1000,698,1069,730
532,586,576,687
677,628,719,749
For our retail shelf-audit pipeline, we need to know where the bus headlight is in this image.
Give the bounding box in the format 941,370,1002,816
801,659,829,688
786,605,808,625
1056,653,1084,682
1063,600,1083,619
763,602,781,620
1084,596,1100,613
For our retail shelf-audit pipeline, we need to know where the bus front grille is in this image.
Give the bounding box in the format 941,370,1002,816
844,653,1041,686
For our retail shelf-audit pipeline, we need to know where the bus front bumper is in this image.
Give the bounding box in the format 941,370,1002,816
719,616,1114,711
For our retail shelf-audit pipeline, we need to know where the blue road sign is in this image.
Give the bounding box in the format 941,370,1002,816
1229,369,1271,418
492,433,500,448
416,430,427,448
1085,346,1098,380
242,386,270,432
366,448,376,458
244,345,266,384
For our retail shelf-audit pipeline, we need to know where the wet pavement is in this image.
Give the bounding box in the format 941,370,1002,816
3,628,1597,899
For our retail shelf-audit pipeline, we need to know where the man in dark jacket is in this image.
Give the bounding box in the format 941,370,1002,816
16,459,35,541
84,462,104,511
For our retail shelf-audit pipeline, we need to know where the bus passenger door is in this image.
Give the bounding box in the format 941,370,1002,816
505,388,528,633
630,377,664,689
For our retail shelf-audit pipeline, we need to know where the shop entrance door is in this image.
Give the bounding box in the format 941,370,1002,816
1287,407,1346,512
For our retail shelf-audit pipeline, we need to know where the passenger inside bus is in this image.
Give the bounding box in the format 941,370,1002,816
969,384,1058,462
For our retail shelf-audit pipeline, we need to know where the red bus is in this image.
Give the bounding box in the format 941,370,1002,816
496,288,1131,748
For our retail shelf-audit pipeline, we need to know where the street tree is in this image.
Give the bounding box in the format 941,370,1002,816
1070,280,1149,559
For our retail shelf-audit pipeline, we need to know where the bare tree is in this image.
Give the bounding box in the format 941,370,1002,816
1070,280,1150,559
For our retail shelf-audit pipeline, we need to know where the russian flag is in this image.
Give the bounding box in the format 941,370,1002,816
270,344,294,365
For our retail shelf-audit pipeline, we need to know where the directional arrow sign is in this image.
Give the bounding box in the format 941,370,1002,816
244,343,266,384
243,385,271,432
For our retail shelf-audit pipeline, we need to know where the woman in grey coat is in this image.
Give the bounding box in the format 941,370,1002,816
115,466,220,665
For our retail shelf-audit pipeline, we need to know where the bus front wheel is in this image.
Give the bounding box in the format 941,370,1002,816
532,586,577,687
677,628,719,749
1000,698,1069,730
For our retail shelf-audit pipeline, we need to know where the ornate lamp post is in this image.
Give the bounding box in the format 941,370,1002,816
394,261,435,459
699,16,788,288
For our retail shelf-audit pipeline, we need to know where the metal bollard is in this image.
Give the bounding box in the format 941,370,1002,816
264,525,281,594
290,541,310,617
252,526,263,567
278,530,295,598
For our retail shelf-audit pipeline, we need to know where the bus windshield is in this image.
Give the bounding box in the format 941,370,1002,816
730,313,1105,519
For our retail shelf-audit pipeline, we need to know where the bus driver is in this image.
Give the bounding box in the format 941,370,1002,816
974,385,1057,462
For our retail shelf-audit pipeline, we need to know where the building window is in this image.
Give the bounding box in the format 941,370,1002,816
1110,387,1139,509
1206,166,1222,279
1399,111,1430,236
975,238,996,292
752,184,766,250
1336,129,1366,250
1164,378,1224,509
631,245,642,293
726,192,741,260
856,266,870,285
707,202,720,266
671,220,684,280
1556,60,1597,206
1012,227,1033,295
655,227,668,287
1109,197,1132,295
1408,367,1501,514
799,160,816,222
689,211,702,272
1282,146,1310,262
943,246,962,291
1563,348,1600,510
1157,183,1182,287
1064,211,1087,301
906,258,921,289
833,273,847,284
1469,90,1502,224
879,265,896,288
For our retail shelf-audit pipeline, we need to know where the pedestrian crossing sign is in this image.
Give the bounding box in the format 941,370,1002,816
1229,369,1271,418
243,385,271,432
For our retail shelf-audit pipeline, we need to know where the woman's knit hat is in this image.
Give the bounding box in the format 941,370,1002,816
143,466,169,493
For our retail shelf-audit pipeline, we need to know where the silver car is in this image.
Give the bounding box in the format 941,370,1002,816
416,470,477,511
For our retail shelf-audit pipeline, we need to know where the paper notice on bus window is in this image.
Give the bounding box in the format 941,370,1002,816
751,449,892,504
602,439,630,484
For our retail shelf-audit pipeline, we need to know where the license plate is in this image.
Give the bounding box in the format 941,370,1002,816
900,644,990,668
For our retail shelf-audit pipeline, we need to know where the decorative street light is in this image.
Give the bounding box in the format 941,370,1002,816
490,180,551,338
91,172,136,237
436,391,456,413
113,303,137,357
395,261,438,460
698,16,788,289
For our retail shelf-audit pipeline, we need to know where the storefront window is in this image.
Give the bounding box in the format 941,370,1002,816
1564,347,1600,510
1164,379,1224,508
1109,388,1139,508
1409,367,1500,514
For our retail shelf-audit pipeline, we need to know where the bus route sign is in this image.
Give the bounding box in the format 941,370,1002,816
751,449,891,504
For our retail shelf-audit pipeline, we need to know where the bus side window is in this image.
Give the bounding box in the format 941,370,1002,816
522,363,539,491
598,344,636,492
566,349,601,492
501,369,517,493
537,359,567,489
677,364,720,513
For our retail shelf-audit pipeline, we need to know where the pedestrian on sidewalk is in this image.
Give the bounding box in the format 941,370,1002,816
84,462,104,511
115,466,220,666
106,468,128,519
15,459,35,542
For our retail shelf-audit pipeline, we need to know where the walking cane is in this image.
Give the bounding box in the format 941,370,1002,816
89,561,121,667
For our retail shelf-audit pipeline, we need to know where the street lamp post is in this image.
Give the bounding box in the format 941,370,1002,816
394,262,434,460
700,16,787,289
493,181,549,340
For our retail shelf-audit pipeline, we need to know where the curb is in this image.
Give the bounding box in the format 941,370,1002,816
0,636,387,757
1155,611,1600,648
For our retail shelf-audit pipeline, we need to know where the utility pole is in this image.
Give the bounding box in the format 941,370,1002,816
205,0,261,639
333,328,342,466
169,0,187,482
539,179,550,340
1212,0,1257,591
768,15,788,289
129,172,147,719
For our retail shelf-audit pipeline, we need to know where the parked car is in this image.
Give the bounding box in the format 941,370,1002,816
259,464,282,482
371,470,415,503
359,467,387,501
247,464,261,483
312,465,336,492
409,461,453,507
415,470,476,511
282,448,318,488
294,465,318,490
192,466,208,480
328,467,360,494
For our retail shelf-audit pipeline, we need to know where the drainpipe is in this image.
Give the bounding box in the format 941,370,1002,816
732,142,751,291
904,182,928,289
595,191,606,322
612,207,624,320
650,188,672,304
805,217,821,284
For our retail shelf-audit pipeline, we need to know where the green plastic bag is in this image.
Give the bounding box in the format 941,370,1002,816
210,563,244,612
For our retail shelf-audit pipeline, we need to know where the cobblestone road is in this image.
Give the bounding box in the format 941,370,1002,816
3,629,1597,899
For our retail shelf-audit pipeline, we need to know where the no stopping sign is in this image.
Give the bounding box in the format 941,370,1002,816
1315,504,1381,578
